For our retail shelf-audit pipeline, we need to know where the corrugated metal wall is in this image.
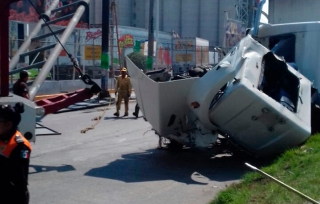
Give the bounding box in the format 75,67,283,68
90,0,237,47
132,0,147,28
269,0,320,24
89,0,96,24
161,0,181,36
199,0,219,45
113,0,132,26
93,0,102,24
161,0,236,47
181,0,199,38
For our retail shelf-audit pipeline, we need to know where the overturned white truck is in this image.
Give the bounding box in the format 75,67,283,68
126,22,320,157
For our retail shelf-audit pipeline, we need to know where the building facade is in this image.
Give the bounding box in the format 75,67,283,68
90,0,237,47
269,0,320,24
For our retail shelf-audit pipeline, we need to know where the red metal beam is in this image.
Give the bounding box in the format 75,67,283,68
34,89,94,115
0,0,10,96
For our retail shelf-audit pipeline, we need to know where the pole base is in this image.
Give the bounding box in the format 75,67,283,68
98,90,111,99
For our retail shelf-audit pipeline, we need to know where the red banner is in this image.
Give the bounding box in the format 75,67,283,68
9,0,89,28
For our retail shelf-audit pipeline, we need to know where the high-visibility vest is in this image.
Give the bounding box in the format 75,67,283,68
0,131,32,158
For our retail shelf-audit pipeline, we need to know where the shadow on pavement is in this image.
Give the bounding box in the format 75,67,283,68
104,116,141,120
84,148,275,185
30,164,76,174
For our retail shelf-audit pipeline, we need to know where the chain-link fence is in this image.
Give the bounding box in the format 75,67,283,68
9,36,230,84
9,38,108,82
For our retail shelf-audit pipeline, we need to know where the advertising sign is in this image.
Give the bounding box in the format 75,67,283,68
118,34,134,54
157,47,172,66
81,28,102,66
224,19,246,49
85,29,102,43
9,0,89,28
84,45,101,60
174,40,194,50
175,54,192,62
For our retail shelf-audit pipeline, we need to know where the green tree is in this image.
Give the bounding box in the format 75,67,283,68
127,52,147,71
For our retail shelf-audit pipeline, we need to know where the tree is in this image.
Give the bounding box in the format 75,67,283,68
127,52,147,71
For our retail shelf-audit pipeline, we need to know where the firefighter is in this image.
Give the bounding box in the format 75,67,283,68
114,67,132,117
0,102,32,204
13,70,30,100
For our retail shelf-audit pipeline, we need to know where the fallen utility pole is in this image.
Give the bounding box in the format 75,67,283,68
245,163,319,204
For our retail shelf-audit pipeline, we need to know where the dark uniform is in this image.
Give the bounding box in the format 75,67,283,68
13,79,29,99
0,131,32,204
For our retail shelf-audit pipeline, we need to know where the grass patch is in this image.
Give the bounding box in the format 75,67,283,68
210,134,320,204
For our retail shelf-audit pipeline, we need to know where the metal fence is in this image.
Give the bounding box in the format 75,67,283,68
9,37,230,83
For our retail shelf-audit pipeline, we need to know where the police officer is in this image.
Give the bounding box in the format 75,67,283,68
0,102,32,204
114,67,132,117
13,70,30,100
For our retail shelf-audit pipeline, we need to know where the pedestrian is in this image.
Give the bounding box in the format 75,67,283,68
114,67,132,117
0,102,32,204
13,70,30,100
133,103,139,118
131,73,162,118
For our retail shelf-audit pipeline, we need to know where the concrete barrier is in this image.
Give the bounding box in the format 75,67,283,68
36,81,61,95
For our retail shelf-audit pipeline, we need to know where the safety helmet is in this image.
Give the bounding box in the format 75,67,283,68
121,67,127,72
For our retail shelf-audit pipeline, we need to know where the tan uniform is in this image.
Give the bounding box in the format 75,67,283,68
115,75,132,114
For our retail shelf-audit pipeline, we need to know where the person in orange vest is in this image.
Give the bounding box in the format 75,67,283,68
0,102,32,204
114,67,132,117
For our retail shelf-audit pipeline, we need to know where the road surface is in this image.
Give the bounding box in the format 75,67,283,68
29,102,258,204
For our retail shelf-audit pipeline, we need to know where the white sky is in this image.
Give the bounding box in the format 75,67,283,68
260,0,269,23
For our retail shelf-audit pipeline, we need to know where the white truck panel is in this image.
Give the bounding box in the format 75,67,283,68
258,22,320,91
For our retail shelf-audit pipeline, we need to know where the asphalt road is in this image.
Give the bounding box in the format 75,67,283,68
29,102,259,204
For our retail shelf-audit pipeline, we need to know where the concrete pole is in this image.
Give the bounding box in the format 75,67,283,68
155,0,159,70
147,0,154,71
101,0,110,93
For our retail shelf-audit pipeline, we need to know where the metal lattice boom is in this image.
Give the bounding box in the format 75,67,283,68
235,0,249,25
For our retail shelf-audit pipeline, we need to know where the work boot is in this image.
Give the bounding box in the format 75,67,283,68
114,112,119,117
133,112,138,118
123,112,128,117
